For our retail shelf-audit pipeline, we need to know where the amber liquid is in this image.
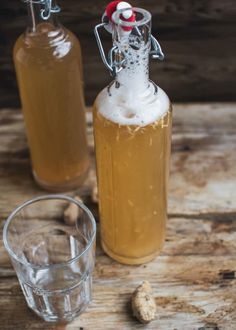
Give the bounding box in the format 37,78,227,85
93,105,172,264
14,24,89,191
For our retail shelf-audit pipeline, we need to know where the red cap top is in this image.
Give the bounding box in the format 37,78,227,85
105,1,136,31
106,1,121,20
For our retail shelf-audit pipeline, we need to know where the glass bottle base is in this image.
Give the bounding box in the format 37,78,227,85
101,241,161,265
33,166,89,192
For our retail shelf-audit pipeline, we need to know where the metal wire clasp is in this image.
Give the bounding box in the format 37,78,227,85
94,21,165,76
23,0,61,20
41,0,60,20
150,35,164,60
94,22,126,77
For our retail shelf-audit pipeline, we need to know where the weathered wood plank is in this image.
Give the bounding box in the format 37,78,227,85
0,1,236,107
1,215,236,270
1,250,236,329
0,103,235,329
0,104,235,217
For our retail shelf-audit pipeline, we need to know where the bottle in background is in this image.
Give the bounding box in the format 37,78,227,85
14,0,89,191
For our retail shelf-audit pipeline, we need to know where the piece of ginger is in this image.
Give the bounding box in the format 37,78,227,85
131,281,156,324
64,196,83,226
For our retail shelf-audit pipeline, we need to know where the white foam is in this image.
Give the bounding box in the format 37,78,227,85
95,33,170,126
95,83,170,126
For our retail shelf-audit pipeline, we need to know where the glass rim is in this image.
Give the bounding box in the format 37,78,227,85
3,194,96,271
112,7,151,28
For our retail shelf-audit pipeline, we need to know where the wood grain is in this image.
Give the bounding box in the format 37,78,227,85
0,104,235,217
0,103,236,329
0,1,236,107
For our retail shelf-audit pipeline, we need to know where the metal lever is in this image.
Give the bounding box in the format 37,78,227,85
150,35,164,60
41,0,60,20
94,23,126,77
94,19,165,76
23,0,61,20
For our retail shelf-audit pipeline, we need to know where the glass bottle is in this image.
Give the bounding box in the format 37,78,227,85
93,7,172,264
14,0,89,191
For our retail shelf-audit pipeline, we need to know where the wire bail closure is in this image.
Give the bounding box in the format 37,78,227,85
94,22,127,77
150,35,164,60
94,18,165,77
23,0,61,20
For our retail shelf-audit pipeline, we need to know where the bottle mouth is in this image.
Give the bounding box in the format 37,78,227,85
112,7,151,28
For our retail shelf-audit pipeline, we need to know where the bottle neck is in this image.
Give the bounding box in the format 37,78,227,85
114,34,150,94
26,0,59,33
111,9,152,95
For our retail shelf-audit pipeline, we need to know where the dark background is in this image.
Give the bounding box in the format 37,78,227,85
0,0,235,107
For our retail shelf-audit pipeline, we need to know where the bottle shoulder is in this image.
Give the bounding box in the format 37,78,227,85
13,26,81,64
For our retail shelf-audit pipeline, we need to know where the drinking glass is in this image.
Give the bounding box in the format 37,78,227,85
3,195,96,323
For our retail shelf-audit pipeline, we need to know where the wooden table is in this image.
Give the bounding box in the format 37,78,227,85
0,104,235,330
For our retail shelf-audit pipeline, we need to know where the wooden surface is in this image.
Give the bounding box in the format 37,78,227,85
0,103,236,329
0,0,236,107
